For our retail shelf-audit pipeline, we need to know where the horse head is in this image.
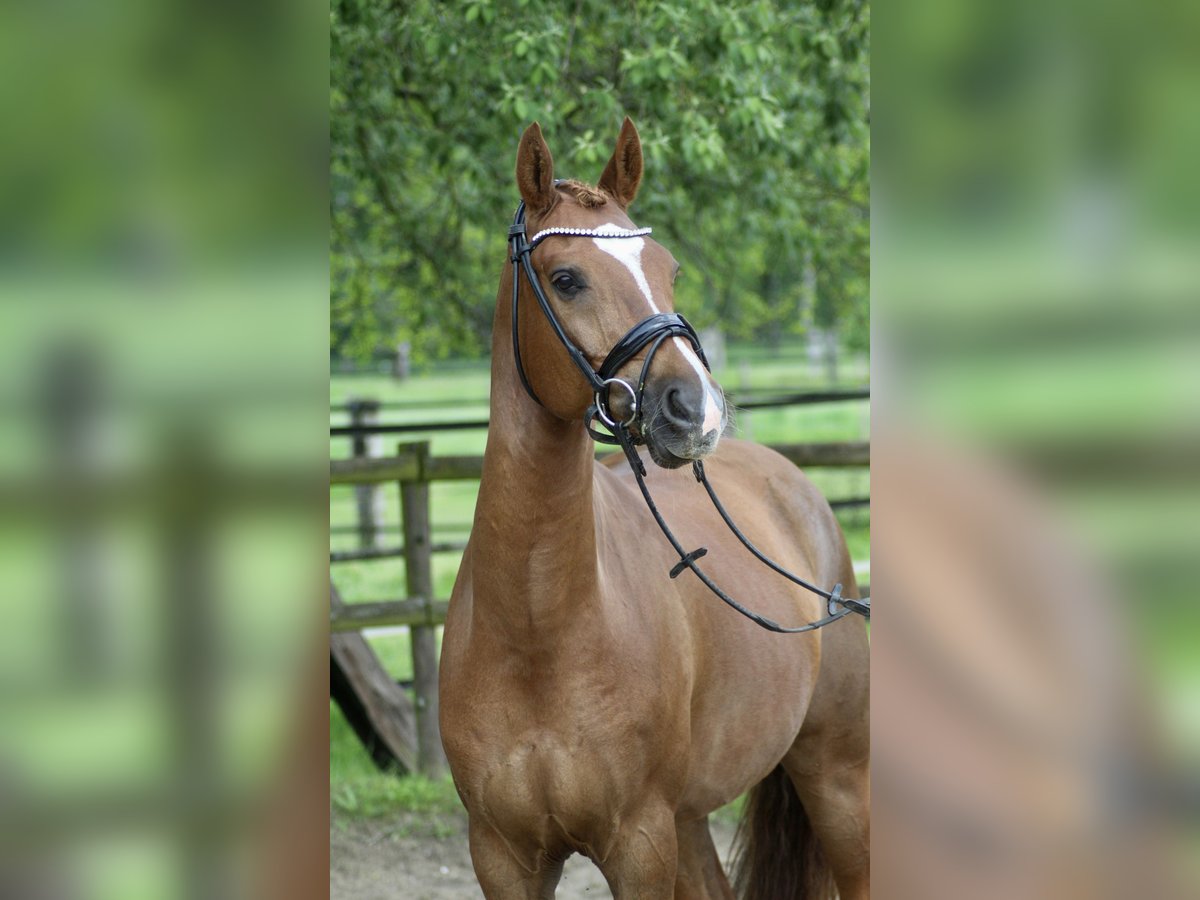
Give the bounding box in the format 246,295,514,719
511,118,727,468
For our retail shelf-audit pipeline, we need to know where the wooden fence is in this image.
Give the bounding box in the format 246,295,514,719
329,439,869,776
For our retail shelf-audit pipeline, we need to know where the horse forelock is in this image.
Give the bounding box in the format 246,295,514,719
556,179,609,209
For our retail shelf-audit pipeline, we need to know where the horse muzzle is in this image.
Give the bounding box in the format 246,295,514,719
642,376,726,468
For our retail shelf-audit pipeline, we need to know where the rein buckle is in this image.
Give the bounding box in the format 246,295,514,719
827,583,844,617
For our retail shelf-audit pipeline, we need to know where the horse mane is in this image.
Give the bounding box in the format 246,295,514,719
556,179,609,208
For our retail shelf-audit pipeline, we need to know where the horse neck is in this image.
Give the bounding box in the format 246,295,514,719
469,274,599,631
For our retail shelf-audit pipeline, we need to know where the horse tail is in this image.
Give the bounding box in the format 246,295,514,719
730,764,836,900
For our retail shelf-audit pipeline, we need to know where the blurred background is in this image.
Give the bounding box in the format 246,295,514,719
875,0,1199,895
0,2,328,899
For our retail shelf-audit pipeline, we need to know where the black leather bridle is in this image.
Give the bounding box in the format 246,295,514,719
507,196,870,632
508,198,707,444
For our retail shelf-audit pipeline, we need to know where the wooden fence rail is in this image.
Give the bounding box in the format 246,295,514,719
329,441,867,486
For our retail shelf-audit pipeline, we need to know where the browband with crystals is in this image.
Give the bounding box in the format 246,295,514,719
527,225,652,250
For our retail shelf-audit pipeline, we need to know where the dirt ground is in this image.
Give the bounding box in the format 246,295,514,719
330,810,737,899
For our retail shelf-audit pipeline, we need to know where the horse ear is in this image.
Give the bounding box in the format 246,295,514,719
516,122,557,216
598,116,643,210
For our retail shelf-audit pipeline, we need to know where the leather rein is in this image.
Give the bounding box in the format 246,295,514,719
508,198,869,633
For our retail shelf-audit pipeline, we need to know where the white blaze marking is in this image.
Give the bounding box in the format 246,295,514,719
593,223,725,437
592,224,658,312
676,337,724,435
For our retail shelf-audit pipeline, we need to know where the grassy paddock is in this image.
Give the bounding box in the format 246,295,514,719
330,701,461,833
330,344,870,816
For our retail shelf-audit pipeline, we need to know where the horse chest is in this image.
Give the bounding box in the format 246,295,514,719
453,659,684,778
444,644,690,849
467,724,659,860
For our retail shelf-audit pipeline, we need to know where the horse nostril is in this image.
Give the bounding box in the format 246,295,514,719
662,386,693,427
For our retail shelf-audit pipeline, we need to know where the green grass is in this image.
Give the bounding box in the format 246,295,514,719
330,343,870,817
330,697,464,830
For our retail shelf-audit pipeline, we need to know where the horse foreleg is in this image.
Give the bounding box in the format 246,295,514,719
673,815,735,900
468,818,564,900
595,803,679,900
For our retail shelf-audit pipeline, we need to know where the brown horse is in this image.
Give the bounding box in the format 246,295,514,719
439,118,870,899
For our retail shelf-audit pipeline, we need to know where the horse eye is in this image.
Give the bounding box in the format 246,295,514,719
552,272,578,294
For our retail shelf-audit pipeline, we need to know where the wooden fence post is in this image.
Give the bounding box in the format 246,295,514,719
161,426,223,900
399,440,447,777
41,342,114,681
348,398,384,549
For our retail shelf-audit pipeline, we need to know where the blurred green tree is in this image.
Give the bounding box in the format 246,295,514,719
331,0,869,363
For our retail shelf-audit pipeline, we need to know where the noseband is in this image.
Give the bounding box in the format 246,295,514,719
507,196,869,632
508,198,707,443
